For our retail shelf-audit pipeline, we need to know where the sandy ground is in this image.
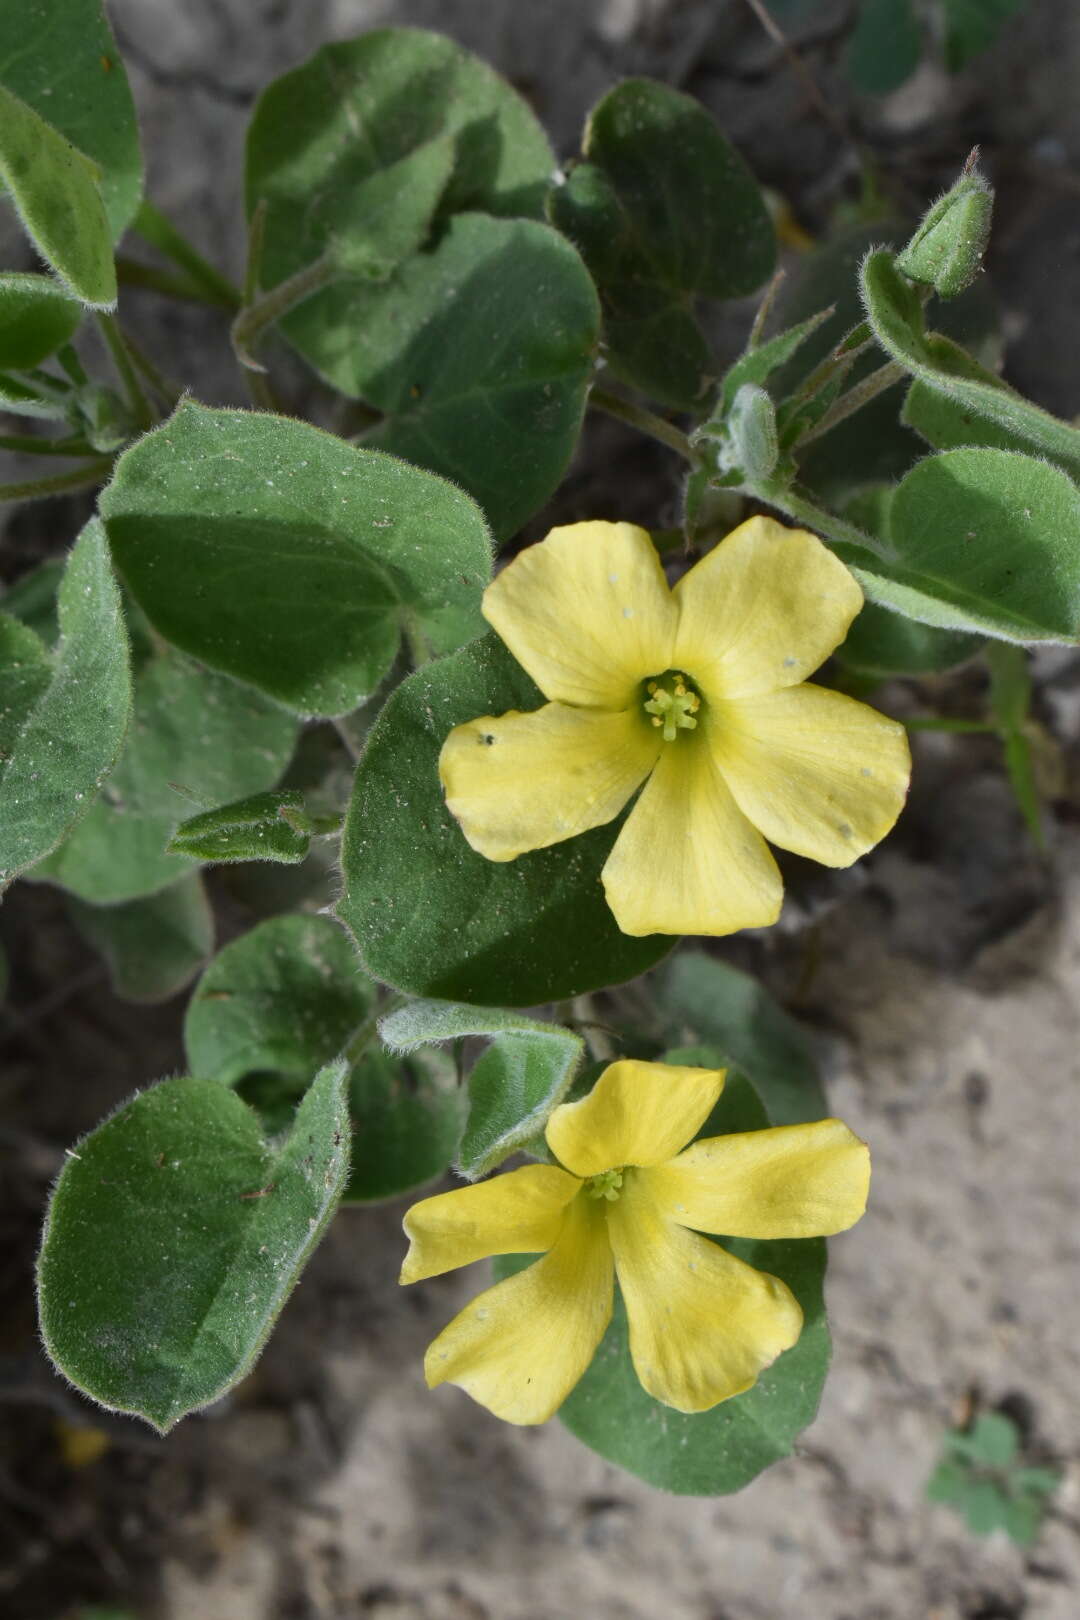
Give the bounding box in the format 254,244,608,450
4,2,1080,1617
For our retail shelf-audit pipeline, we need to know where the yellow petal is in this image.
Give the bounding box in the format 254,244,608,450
400,1164,581,1283
601,734,783,936
423,1192,613,1424
545,1059,725,1179
644,1118,871,1239
673,516,863,700
439,701,661,861
483,521,677,709
710,683,911,866
608,1175,803,1413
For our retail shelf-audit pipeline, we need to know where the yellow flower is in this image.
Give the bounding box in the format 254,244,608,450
439,517,911,936
400,1059,870,1425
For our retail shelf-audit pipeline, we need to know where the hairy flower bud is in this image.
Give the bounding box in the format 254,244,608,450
896,159,993,299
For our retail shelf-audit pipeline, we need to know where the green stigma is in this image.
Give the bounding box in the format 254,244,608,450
644,672,700,741
585,1168,625,1202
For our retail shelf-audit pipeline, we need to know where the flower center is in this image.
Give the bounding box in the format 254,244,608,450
584,1168,625,1201
643,671,700,742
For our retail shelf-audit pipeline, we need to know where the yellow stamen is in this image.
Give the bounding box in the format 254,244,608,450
585,1168,625,1201
643,672,700,742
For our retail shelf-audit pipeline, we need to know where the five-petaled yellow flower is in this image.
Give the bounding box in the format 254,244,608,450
439,516,911,936
400,1059,870,1424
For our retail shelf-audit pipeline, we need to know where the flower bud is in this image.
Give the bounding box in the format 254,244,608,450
896,161,993,299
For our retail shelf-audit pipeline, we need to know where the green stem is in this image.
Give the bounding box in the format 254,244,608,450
0,459,114,504
755,480,891,562
243,198,268,309
96,312,155,432
796,360,906,448
0,432,97,457
344,994,406,1066
122,333,183,410
748,268,786,350
132,199,242,312
22,367,72,399
791,320,873,407
589,385,695,463
230,250,337,377
116,255,214,304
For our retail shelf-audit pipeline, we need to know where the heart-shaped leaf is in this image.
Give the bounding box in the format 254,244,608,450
246,26,554,299
550,78,775,409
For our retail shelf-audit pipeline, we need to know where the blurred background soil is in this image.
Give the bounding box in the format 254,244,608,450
3,2,1080,1617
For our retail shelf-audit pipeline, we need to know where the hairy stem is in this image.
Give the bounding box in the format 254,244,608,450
796,361,906,447
589,385,696,462
0,459,114,504
96,312,155,432
132,199,242,312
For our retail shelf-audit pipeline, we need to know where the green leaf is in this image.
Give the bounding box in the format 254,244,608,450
718,308,834,414
380,999,585,1178
550,78,775,410
845,0,922,95
500,1073,828,1493
0,273,82,368
184,914,370,1086
337,633,671,1005
345,1045,465,1202
926,1458,971,1504
34,647,298,903
837,592,984,678
999,1493,1042,1547
876,447,1080,643
968,1410,1019,1467
37,1063,350,1431
246,26,554,287
287,213,599,541
68,873,214,1003
902,375,1036,458
942,0,1023,71
0,521,131,887
100,401,493,716
659,951,827,1124
0,85,115,308
1012,1466,1061,1496
0,0,142,240
861,250,1080,481
1,557,63,644
0,370,69,420
964,1478,1010,1536
323,134,457,280
0,612,52,756
168,789,311,867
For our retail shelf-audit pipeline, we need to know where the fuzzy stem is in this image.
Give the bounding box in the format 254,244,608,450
796,361,905,447
96,312,155,432
589,385,695,462
132,200,242,312
0,459,114,504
